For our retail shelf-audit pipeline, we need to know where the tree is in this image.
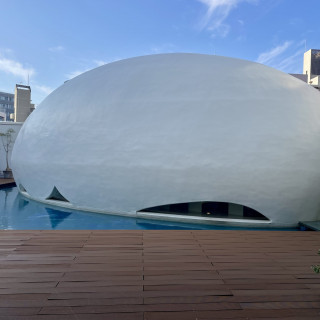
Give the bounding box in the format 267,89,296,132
312,249,320,274
0,128,15,171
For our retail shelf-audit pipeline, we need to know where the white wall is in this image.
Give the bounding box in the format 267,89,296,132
11,54,320,227
0,122,22,172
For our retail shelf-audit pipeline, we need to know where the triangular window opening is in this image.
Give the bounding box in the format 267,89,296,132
19,184,27,193
46,186,69,202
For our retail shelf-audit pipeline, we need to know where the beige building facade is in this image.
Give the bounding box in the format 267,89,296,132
14,85,35,122
303,49,320,89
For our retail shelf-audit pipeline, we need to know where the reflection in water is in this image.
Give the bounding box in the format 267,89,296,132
136,220,207,230
3,187,13,208
0,187,14,229
18,198,29,210
0,187,299,231
45,208,72,229
1,186,211,230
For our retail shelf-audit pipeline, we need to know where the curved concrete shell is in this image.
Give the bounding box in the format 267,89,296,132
11,53,320,227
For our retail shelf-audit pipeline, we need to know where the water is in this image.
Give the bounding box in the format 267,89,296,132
0,187,299,230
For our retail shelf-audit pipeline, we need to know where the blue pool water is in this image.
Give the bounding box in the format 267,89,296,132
0,187,299,230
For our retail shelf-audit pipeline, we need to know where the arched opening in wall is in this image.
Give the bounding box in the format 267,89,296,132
18,184,27,193
138,201,269,221
46,186,69,202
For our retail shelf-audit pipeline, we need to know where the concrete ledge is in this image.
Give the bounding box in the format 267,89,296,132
16,188,298,229
137,211,273,228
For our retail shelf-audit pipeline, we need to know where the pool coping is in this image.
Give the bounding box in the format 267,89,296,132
16,188,279,228
12,186,301,229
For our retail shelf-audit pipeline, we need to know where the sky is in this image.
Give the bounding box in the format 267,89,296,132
0,0,320,105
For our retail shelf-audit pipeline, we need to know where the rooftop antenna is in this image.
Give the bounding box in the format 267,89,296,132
305,40,307,53
27,73,29,86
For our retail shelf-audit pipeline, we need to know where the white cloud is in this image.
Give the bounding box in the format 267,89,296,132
94,58,121,66
150,43,178,54
0,52,35,83
66,58,120,80
33,84,54,96
275,50,304,72
197,0,256,37
256,41,292,65
0,49,55,104
48,46,65,52
270,41,306,73
255,40,307,73
1,48,13,55
66,69,89,79
93,60,109,66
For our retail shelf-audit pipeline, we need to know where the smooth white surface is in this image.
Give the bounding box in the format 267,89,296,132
11,53,320,227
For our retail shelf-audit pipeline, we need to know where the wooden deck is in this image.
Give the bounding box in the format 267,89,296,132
0,230,319,319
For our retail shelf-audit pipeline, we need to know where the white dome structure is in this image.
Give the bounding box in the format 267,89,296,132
11,53,320,227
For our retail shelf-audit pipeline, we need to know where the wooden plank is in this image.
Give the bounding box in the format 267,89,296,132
0,230,318,319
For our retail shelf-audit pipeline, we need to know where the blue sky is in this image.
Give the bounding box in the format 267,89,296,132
0,0,319,104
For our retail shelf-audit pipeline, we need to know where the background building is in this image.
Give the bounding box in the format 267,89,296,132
14,85,35,122
0,111,6,121
303,49,320,90
0,85,35,122
289,73,308,83
0,91,14,121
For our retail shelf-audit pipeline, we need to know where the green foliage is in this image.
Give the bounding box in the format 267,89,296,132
311,249,320,273
313,265,320,273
